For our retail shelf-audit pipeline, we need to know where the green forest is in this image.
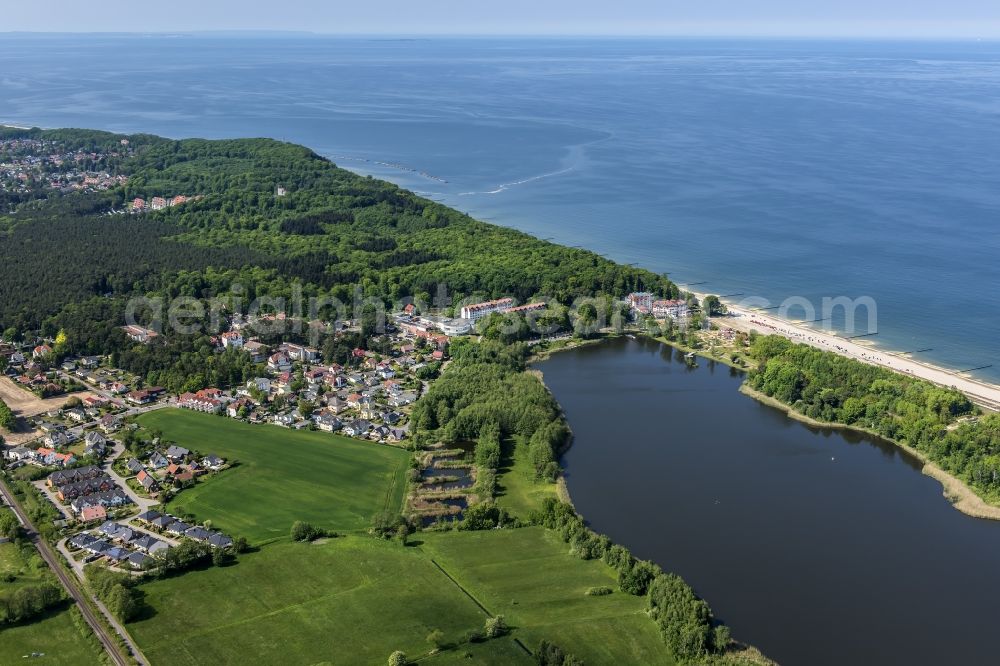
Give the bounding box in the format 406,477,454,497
0,128,677,391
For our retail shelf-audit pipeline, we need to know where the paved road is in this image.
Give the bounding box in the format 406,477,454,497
0,475,142,666
103,439,159,513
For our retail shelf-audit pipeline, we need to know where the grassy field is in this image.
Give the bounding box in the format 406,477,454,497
0,605,107,666
422,528,672,665
128,536,523,665
136,410,410,542
0,542,107,665
0,540,46,589
126,528,671,665
495,436,559,519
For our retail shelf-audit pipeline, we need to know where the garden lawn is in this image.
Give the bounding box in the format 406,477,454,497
127,537,525,665
136,410,410,542
421,527,673,665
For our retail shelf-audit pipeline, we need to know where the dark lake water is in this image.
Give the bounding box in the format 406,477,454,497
537,337,1000,666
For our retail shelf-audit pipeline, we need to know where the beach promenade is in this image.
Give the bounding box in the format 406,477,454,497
705,295,1000,413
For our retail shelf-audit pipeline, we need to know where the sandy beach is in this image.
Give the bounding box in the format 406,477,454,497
695,292,1000,413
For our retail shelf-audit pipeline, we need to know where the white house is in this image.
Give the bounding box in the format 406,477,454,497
221,331,244,349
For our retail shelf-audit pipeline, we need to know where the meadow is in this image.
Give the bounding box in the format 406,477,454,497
422,528,672,665
0,605,107,666
127,536,523,665
494,436,559,519
0,542,106,665
136,410,410,542
126,528,670,665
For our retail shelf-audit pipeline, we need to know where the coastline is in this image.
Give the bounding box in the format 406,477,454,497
692,289,1000,413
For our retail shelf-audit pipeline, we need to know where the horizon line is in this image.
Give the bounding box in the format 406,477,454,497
2,30,1000,42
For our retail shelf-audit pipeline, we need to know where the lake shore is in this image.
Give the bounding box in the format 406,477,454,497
535,331,1000,522
739,384,1000,521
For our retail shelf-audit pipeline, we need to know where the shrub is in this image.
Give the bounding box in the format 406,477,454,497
484,615,508,639
585,586,612,596
387,650,407,666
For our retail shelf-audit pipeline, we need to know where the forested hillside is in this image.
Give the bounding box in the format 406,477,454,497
0,128,676,335
0,127,679,391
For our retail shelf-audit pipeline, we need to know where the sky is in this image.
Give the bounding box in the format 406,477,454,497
3,0,1000,38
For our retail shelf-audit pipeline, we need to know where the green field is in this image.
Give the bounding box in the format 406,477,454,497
128,537,519,665
422,528,672,665
126,527,670,665
136,410,410,542
495,436,559,519
0,542,107,665
0,605,107,666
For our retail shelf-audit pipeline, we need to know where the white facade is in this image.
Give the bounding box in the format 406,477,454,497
460,298,514,322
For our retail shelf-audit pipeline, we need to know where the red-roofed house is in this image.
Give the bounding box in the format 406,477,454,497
80,505,107,523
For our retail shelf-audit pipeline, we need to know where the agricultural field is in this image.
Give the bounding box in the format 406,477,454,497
126,528,670,665
127,537,520,665
422,527,672,665
136,410,410,542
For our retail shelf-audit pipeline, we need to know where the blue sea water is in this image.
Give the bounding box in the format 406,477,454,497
2,35,998,380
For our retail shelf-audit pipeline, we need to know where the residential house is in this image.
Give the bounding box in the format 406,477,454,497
99,414,123,433
136,509,161,523
149,515,174,530
343,419,371,437
84,431,108,454
247,377,271,394
131,535,169,556
201,455,225,470
325,396,348,414
243,341,268,362
207,533,233,549
227,398,252,418
127,387,165,405
79,505,107,523
4,446,35,463
136,470,159,493
43,430,69,448
165,521,192,536
389,392,417,408
273,413,295,427
48,465,103,487
221,331,244,349
164,445,189,461
267,352,292,373
185,526,212,542
127,552,152,569
37,447,75,467
315,413,342,432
